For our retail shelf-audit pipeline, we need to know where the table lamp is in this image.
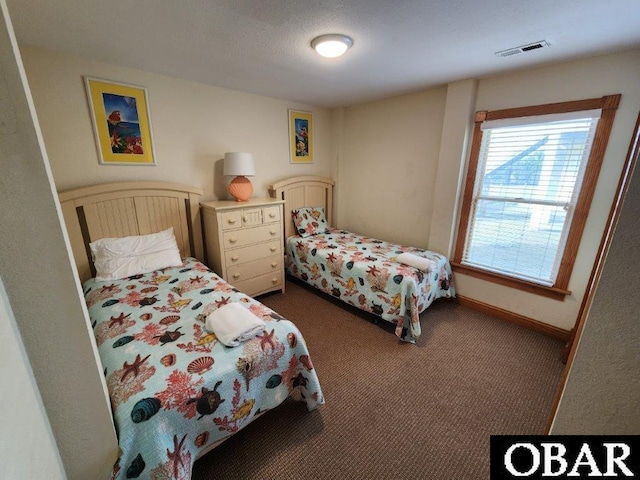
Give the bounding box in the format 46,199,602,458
223,152,255,202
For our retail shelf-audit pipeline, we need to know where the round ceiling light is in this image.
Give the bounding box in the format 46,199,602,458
311,34,353,58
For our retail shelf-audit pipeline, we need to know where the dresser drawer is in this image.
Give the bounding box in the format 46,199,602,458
233,270,283,296
224,240,281,266
262,205,281,223
220,211,242,231
223,223,281,249
226,255,281,283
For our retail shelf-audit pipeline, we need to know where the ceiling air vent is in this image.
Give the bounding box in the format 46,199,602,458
495,40,550,58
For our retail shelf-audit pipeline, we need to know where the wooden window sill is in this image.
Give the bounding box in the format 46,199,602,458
451,262,571,301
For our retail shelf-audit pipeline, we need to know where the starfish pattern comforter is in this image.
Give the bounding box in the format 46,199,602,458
286,229,455,343
84,257,324,480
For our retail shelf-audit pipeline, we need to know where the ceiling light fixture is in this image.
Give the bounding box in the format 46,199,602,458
311,34,353,58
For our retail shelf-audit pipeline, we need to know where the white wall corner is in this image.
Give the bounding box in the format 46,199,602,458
0,275,66,479
330,106,345,228
428,78,478,257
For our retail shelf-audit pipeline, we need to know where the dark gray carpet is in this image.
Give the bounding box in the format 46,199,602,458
192,279,564,479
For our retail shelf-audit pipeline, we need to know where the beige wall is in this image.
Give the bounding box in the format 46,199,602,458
21,46,333,201
0,2,117,477
336,50,640,332
337,87,447,247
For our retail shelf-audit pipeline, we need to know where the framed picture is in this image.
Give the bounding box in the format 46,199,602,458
288,110,313,164
85,77,156,165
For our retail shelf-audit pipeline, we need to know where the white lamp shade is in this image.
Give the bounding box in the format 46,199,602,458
223,152,255,176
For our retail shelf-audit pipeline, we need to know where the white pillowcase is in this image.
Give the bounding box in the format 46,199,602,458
90,227,183,281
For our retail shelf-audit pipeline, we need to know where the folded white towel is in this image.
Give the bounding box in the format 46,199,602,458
205,303,266,347
396,252,437,272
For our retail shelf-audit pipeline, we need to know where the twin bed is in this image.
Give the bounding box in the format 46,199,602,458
270,176,455,344
59,182,324,480
59,176,454,480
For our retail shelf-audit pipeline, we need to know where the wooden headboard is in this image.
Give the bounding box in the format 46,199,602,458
58,181,203,283
269,176,335,239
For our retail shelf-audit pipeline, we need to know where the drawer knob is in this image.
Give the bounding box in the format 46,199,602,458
231,256,239,262
233,273,240,279
227,218,236,224
271,262,277,268
270,247,277,252
242,216,247,222
272,278,278,284
269,213,276,218
270,230,276,235
229,237,237,244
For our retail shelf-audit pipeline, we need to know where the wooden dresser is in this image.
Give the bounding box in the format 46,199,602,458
201,198,285,297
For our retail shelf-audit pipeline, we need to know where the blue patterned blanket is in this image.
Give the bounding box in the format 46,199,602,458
84,257,324,480
286,229,455,343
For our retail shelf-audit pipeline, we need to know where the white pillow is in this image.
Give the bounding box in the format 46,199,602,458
90,227,183,281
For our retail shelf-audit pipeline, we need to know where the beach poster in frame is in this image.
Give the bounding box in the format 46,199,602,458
288,110,313,164
85,77,156,165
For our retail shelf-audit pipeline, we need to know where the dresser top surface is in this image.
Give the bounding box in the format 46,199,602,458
200,197,284,211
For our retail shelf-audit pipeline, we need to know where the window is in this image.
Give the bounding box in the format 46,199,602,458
453,95,620,299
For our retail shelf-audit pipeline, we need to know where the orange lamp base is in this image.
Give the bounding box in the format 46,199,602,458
228,175,253,202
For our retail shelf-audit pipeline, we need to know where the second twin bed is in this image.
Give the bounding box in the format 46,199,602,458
270,176,455,344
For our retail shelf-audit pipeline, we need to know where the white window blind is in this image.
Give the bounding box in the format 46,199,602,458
462,112,600,286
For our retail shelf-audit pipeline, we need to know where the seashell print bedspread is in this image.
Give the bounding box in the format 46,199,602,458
84,257,324,480
285,229,455,343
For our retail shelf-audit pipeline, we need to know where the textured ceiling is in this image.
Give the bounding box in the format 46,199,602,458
7,0,640,108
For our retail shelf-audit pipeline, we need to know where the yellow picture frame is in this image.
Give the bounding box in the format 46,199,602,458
85,77,156,165
289,110,313,164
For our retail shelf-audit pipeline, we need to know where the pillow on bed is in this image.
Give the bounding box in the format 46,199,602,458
292,206,331,237
90,227,183,281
